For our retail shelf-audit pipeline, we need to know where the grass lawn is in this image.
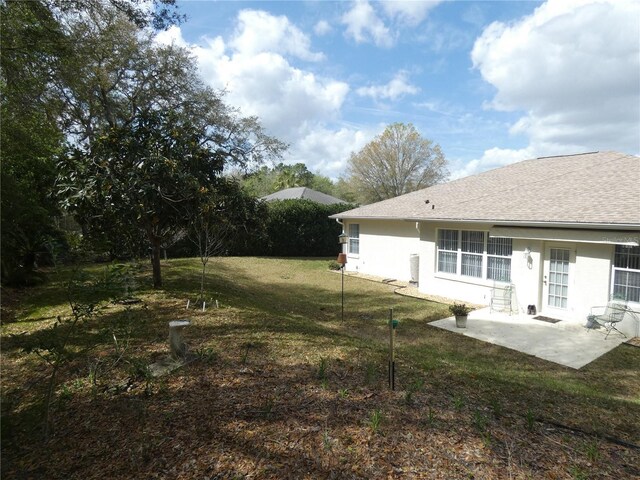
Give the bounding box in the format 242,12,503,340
2,257,639,479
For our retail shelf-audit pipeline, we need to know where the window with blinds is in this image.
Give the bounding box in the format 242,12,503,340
461,231,484,278
349,224,360,255
487,237,512,282
436,229,513,282
613,245,640,302
437,229,458,274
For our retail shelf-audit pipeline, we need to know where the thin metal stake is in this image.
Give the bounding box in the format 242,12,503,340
186,300,190,310
389,308,395,390
341,266,345,322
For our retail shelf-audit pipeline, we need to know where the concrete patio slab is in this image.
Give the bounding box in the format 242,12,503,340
430,308,627,369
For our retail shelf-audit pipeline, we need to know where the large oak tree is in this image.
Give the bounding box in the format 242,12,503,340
0,0,182,283
54,15,284,287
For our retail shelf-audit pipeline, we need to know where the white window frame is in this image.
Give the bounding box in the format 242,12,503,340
611,244,640,304
487,237,513,282
348,223,360,256
436,229,513,283
461,231,484,278
437,229,458,274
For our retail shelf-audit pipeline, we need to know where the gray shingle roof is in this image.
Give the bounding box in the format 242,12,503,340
262,187,347,205
332,151,640,227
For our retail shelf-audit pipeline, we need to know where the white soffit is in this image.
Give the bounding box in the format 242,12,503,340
489,227,639,246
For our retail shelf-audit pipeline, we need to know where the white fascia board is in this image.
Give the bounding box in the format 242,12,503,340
489,226,639,246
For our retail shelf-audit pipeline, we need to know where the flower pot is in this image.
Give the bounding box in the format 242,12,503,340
455,315,467,328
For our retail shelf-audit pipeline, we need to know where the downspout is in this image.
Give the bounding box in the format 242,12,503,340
336,218,345,254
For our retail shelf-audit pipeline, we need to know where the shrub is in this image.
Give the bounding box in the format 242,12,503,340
263,200,356,257
328,260,342,271
449,303,472,316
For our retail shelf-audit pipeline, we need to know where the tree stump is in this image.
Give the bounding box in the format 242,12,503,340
169,320,191,359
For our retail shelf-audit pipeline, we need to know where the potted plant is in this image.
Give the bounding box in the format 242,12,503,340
449,303,472,328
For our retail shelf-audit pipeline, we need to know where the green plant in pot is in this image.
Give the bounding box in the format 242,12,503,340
449,303,472,328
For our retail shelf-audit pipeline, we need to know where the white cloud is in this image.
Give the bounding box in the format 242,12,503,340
341,0,394,47
472,0,640,156
356,71,420,101
381,0,440,26
230,9,324,61
289,125,380,178
153,25,188,47
450,146,536,180
314,20,332,36
154,11,372,177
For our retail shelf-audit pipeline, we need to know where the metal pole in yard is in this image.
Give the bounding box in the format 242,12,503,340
341,265,344,322
389,308,395,391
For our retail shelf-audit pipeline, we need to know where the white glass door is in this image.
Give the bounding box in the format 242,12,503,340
544,247,571,311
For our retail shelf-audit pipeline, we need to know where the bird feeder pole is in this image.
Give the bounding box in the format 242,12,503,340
337,232,349,322
337,253,347,321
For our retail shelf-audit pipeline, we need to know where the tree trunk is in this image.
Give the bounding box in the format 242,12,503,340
151,236,162,289
200,259,207,301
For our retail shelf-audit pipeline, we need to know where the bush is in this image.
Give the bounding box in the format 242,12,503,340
263,200,356,257
449,303,472,316
328,260,342,271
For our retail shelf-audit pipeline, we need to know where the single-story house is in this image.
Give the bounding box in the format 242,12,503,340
331,151,640,336
262,187,347,205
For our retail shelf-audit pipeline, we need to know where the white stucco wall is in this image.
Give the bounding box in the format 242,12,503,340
343,218,639,335
343,220,420,282
572,243,613,318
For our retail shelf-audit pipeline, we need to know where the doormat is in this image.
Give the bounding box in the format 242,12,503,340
533,316,562,324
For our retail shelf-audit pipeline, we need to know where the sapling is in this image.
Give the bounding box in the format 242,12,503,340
21,268,100,440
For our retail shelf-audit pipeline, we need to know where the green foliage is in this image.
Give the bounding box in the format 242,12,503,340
2,1,284,288
368,409,383,434
490,398,503,418
328,260,342,271
316,357,328,381
262,200,356,257
240,162,340,198
473,410,488,432
569,466,588,480
0,2,67,285
449,303,472,316
404,378,424,405
525,408,536,431
16,268,103,439
583,440,600,463
0,0,185,284
424,407,436,427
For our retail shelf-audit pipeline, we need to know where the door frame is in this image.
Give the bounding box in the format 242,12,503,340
541,243,576,318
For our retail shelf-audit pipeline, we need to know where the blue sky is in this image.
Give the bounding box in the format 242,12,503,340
157,0,640,180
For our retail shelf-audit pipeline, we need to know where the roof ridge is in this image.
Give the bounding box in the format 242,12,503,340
536,151,599,159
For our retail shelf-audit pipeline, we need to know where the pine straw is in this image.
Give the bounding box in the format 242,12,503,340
4,337,639,479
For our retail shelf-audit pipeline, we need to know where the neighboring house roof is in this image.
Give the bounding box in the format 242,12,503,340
262,187,347,205
332,151,640,227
